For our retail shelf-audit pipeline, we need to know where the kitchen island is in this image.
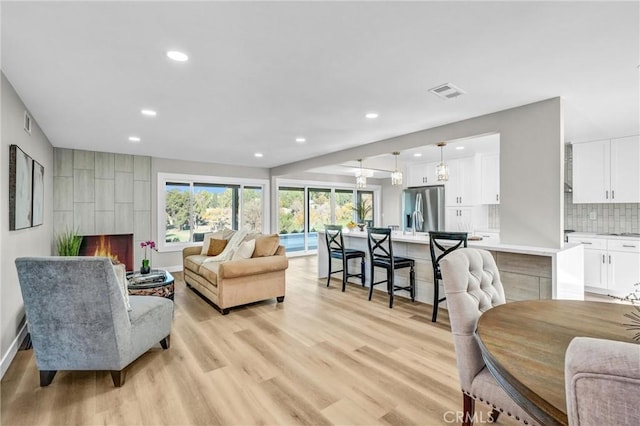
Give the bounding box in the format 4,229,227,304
317,230,584,306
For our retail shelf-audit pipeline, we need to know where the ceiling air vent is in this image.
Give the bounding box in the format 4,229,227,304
429,83,466,100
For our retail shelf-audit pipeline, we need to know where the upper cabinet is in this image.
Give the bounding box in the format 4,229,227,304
445,157,477,206
480,154,500,204
573,135,640,203
406,161,438,187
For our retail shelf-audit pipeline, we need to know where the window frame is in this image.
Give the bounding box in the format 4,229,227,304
157,172,270,252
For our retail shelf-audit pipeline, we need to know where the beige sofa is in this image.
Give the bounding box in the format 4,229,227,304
182,239,288,314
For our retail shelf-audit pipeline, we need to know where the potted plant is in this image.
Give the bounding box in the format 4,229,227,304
352,199,372,230
55,229,83,256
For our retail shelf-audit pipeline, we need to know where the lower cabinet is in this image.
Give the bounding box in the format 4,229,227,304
568,236,640,296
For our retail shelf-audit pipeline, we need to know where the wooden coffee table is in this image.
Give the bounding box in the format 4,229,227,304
127,269,175,300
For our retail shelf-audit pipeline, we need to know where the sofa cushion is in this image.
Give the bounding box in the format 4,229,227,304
232,239,256,260
184,254,210,273
200,228,236,255
253,234,280,258
199,261,221,286
200,232,215,255
207,238,228,256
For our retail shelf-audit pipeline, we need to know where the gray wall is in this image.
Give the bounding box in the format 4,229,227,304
52,149,152,267
1,74,54,362
272,98,564,248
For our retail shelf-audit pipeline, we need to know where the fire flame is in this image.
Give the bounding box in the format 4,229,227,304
93,235,119,263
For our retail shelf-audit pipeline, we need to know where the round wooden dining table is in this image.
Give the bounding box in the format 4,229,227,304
476,300,638,426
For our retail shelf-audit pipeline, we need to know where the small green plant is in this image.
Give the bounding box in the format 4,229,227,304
55,229,83,256
352,199,372,223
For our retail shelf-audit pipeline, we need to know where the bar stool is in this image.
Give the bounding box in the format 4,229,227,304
324,225,365,291
366,227,415,308
428,231,468,322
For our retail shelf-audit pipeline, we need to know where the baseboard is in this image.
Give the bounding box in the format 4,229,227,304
1,322,29,379
164,265,182,273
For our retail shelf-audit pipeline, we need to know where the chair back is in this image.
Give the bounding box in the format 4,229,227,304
367,227,394,264
15,256,131,370
325,225,345,254
429,231,468,279
565,337,640,426
439,248,505,390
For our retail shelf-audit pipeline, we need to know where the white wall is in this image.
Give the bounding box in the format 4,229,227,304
1,74,54,369
272,98,564,248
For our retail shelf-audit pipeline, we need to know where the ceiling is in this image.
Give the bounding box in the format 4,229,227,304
2,1,638,169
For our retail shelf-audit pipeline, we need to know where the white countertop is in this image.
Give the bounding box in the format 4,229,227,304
332,230,580,256
567,232,640,241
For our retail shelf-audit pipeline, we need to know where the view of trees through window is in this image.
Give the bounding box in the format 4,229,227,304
278,186,375,252
164,181,263,244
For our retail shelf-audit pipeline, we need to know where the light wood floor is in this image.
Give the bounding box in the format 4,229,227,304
1,256,516,426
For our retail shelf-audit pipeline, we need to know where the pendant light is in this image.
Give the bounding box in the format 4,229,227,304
436,142,449,181
356,159,367,188
391,152,403,186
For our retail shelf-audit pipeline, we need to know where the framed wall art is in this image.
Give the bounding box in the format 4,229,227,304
32,160,44,227
9,144,33,230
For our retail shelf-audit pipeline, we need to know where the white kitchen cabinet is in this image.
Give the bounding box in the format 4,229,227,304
407,162,439,187
480,154,500,204
445,157,476,206
572,136,640,203
445,207,474,232
607,239,640,296
609,135,640,203
568,235,640,296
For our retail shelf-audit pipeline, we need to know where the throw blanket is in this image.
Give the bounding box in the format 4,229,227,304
202,227,249,263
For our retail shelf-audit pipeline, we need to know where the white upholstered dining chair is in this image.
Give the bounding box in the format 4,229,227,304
565,336,640,426
440,248,537,426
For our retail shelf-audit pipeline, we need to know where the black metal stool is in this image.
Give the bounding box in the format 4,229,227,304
428,231,468,322
325,225,365,291
366,227,415,308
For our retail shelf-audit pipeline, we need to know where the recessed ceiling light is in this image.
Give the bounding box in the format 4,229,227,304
166,50,189,62
128,136,141,142
413,153,422,157
141,109,157,117
254,153,263,158
456,146,465,150
365,112,379,119
295,137,306,143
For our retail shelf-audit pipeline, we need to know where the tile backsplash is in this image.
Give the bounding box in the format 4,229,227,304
564,143,640,234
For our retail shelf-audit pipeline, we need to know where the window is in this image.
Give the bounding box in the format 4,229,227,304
357,190,374,225
158,173,268,251
308,188,331,250
243,186,263,231
335,189,354,225
276,181,379,253
278,187,305,253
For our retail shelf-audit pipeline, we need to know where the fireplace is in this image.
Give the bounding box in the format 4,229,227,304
79,234,134,272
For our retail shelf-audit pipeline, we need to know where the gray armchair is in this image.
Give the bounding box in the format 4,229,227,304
440,248,536,426
565,336,640,426
15,257,173,387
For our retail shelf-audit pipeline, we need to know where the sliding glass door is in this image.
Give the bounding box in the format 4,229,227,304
277,185,376,253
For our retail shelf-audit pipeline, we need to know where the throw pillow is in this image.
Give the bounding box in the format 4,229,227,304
200,232,215,255
231,239,256,261
207,238,228,256
253,234,280,257
112,263,131,311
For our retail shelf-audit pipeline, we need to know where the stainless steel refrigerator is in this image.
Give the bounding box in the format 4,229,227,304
402,185,445,232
